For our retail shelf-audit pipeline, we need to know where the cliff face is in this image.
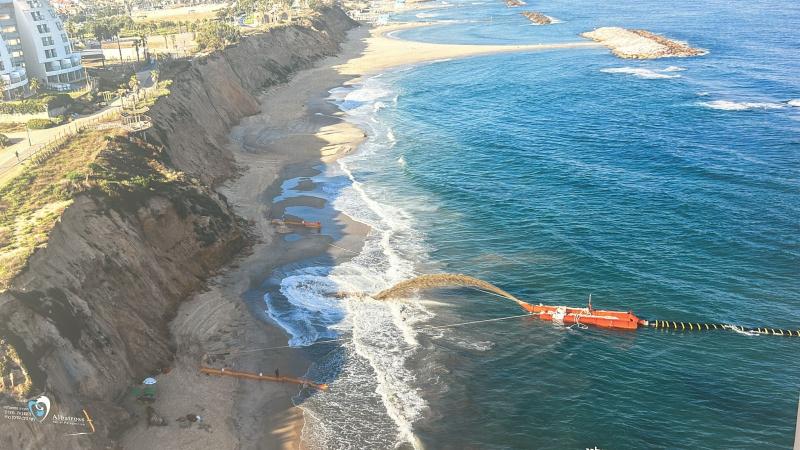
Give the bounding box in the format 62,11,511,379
0,8,356,449
146,8,356,186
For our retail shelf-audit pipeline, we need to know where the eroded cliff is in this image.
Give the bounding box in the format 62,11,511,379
0,7,356,449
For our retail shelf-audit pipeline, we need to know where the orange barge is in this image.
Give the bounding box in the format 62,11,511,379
519,300,648,331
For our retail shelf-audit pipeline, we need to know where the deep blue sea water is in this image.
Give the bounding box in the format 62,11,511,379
267,1,800,448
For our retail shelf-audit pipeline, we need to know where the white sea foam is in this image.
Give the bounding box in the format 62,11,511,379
600,67,681,79
662,65,686,72
788,99,800,107
699,100,786,111
275,76,434,450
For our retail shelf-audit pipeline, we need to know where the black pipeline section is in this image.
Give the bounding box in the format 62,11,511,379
649,320,800,337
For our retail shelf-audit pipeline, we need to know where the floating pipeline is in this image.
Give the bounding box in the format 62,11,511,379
359,273,799,338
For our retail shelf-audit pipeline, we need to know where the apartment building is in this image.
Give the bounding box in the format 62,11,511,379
14,0,83,87
0,0,82,98
0,0,28,98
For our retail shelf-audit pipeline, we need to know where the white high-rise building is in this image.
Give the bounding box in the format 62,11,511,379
13,0,83,87
0,0,82,97
0,0,28,98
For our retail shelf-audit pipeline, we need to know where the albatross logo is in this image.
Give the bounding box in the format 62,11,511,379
27,395,50,422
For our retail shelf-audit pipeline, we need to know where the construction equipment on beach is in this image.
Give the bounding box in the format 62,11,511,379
271,218,322,230
199,366,329,391
365,273,800,337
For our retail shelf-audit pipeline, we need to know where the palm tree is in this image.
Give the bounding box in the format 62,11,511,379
128,74,139,92
133,38,140,62
28,77,41,95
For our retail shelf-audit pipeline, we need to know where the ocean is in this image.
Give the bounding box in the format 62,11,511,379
266,0,800,448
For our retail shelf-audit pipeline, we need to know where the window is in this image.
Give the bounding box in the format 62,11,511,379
27,0,43,8
41,36,53,46
36,24,49,33
44,48,56,58
0,61,5,72
63,46,70,55
55,22,62,31
31,11,43,21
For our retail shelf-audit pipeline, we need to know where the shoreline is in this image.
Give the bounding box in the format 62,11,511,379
122,18,605,450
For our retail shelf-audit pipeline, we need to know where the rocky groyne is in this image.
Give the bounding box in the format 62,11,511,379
0,7,356,449
505,0,526,8
582,27,706,59
521,11,553,25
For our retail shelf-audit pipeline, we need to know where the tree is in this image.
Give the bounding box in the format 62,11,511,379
138,33,148,62
195,22,240,51
133,38,140,62
150,70,159,85
0,77,6,101
28,77,41,94
128,74,140,92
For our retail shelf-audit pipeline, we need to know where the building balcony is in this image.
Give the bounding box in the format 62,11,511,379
2,69,29,90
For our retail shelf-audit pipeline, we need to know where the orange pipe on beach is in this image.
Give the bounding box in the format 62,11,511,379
199,367,329,391
288,220,322,229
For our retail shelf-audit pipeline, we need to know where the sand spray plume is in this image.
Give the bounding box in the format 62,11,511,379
336,273,529,306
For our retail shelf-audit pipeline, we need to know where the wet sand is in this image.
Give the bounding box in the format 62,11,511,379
121,18,602,450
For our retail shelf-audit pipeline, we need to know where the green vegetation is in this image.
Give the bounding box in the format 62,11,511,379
0,94,74,115
26,117,66,130
0,134,9,147
138,80,172,109
0,129,122,289
195,22,241,51
0,122,198,290
86,15,133,41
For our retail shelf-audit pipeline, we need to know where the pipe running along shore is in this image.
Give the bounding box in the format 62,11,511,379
344,273,799,337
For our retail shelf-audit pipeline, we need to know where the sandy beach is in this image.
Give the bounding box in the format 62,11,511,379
337,21,602,77
120,19,600,450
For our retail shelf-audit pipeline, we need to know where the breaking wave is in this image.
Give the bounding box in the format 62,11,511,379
271,75,435,450
600,67,682,79
699,100,787,111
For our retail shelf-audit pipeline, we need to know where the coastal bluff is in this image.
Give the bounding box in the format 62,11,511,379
582,27,706,59
0,7,356,450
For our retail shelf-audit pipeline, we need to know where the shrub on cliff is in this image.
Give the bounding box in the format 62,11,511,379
0,134,9,147
195,22,240,51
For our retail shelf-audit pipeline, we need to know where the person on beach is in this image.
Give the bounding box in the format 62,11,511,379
15,150,19,161
275,368,280,379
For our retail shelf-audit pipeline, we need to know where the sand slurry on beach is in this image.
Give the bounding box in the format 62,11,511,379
582,26,707,59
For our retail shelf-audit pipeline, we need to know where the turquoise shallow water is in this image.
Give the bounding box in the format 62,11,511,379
269,1,800,448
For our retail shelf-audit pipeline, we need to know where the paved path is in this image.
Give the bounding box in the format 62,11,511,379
0,67,157,186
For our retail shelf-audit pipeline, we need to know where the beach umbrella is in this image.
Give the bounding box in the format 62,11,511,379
143,377,157,385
